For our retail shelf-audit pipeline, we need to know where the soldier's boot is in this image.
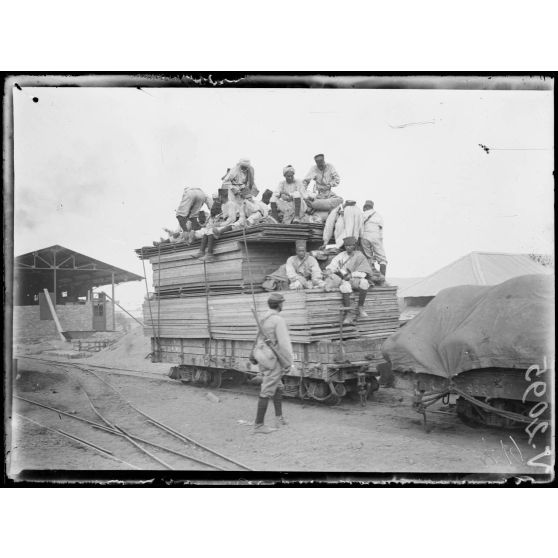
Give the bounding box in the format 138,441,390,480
189,216,201,231
212,225,233,240
218,188,229,205
203,235,216,262
342,293,354,325
273,390,287,427
292,197,302,223
270,202,281,222
194,235,207,258
379,263,387,278
357,288,369,319
253,397,277,434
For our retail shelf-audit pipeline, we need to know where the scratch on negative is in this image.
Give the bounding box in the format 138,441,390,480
389,120,435,129
183,74,246,86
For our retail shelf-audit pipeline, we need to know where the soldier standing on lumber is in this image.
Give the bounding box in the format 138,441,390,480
324,236,373,324
176,187,214,232
322,200,364,249
270,165,309,223
360,200,388,279
252,293,293,434
285,240,324,290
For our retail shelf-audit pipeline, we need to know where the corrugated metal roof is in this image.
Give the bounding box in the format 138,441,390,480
400,252,553,298
15,244,143,285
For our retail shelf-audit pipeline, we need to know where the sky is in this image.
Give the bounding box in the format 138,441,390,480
11,82,554,312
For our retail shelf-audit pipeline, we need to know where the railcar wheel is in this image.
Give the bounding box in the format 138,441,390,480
192,368,210,386
208,370,222,389
310,381,341,406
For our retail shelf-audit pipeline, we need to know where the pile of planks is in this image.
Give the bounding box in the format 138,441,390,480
143,288,400,343
136,224,323,297
136,223,324,259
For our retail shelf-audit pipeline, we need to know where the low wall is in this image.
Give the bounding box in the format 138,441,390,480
13,301,115,342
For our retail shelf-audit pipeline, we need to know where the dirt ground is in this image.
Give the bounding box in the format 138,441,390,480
7,348,552,480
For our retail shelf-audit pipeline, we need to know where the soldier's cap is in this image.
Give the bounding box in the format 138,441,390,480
295,240,307,250
268,292,285,304
343,236,357,246
314,153,325,159
364,199,374,208
344,200,356,206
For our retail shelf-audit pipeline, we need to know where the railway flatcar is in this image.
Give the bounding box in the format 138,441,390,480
382,274,554,428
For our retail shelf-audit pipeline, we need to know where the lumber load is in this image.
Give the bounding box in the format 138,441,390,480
136,222,324,259
143,288,400,343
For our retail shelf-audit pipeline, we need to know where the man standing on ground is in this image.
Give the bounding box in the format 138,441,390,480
175,186,214,232
361,200,387,278
285,240,324,290
324,236,373,324
252,293,293,434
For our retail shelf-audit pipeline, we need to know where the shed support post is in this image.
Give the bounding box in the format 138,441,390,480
53,249,57,306
111,272,116,331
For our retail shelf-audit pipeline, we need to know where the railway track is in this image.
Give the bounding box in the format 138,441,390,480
14,354,355,411
13,356,253,472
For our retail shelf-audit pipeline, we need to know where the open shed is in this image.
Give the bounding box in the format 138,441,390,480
14,245,142,341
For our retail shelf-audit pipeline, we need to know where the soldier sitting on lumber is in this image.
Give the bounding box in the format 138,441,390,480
194,189,238,261
285,240,325,290
269,165,309,224
251,292,293,434
175,186,214,232
222,158,259,202
324,236,373,324
194,189,272,261
302,153,343,222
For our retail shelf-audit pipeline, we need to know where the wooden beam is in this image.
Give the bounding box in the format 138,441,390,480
42,289,68,342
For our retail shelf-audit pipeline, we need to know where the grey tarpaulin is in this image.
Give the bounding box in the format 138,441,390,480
383,274,554,378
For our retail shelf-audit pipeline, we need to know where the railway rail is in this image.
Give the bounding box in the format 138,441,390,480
13,355,253,471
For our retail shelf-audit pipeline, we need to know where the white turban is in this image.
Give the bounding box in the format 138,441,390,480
239,158,251,166
283,165,295,176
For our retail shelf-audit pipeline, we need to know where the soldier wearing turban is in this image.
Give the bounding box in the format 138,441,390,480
325,236,373,324
284,240,324,290
269,165,309,223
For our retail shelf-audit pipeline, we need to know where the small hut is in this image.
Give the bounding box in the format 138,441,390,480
13,245,142,341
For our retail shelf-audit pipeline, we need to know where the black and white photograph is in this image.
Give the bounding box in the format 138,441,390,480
3,73,555,484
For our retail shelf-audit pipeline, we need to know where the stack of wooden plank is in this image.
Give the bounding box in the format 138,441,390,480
143,288,400,343
136,223,324,259
136,223,324,297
